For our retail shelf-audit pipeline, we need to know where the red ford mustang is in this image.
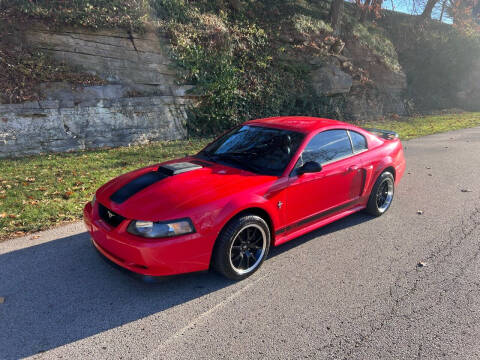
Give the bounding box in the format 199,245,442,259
84,116,405,280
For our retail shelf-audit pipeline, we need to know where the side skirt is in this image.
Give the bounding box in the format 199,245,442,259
273,205,366,247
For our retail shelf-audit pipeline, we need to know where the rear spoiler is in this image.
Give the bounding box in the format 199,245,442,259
363,128,399,140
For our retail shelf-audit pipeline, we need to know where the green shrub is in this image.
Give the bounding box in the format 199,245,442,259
293,14,333,34
154,0,333,135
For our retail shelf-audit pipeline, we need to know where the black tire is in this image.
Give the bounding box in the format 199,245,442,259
366,171,395,217
212,215,271,280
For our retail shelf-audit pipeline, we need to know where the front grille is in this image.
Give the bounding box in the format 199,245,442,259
98,203,125,228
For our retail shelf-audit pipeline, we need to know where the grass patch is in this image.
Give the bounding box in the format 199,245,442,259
363,112,480,140
0,138,210,240
1,112,480,240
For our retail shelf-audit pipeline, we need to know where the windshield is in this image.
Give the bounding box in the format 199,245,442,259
196,125,305,176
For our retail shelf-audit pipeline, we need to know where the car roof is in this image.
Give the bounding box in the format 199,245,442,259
245,116,352,133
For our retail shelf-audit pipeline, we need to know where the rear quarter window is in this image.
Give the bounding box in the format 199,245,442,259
349,131,368,153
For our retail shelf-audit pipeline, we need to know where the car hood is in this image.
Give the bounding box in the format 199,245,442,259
95,157,277,221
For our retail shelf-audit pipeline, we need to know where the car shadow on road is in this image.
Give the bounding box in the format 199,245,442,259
0,212,372,359
269,212,374,258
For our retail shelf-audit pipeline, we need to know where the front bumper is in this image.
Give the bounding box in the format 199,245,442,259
83,202,213,277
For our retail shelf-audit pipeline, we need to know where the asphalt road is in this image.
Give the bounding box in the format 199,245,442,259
1,127,480,360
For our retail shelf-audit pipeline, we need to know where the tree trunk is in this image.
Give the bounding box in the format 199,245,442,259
473,0,480,23
421,0,440,19
360,0,371,22
373,0,384,19
439,0,447,22
330,0,344,35
374,0,384,11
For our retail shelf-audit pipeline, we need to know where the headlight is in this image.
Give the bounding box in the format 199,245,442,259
127,218,195,238
91,194,96,206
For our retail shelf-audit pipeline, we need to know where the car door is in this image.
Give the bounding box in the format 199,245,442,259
284,129,364,232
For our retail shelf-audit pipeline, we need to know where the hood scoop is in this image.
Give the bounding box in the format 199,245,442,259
110,162,203,204
157,162,203,176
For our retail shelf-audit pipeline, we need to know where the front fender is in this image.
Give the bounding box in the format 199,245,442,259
215,194,280,233
191,194,279,266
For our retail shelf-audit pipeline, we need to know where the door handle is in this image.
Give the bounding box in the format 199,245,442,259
347,165,360,172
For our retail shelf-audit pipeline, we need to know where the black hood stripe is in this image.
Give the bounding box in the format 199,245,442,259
110,171,168,204
110,162,203,204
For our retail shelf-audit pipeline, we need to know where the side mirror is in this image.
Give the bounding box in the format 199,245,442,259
297,161,322,175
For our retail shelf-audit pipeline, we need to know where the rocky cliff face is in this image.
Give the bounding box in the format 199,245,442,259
1,25,191,158
1,21,410,158
25,24,191,96
310,38,407,121
0,97,188,158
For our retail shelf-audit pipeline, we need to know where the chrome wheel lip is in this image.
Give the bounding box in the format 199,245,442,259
229,224,267,275
376,177,394,213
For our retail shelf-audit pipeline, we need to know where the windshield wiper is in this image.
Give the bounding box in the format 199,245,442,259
211,153,261,174
197,150,216,161
217,150,259,158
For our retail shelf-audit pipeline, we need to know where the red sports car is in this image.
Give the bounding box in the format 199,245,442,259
84,117,405,280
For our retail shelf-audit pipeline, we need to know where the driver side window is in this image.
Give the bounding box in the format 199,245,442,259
296,130,353,169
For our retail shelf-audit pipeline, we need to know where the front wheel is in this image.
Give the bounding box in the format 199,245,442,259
366,171,395,216
212,215,271,280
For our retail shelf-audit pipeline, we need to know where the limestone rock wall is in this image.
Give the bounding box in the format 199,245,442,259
311,39,408,121
0,25,193,158
0,97,188,158
24,25,191,96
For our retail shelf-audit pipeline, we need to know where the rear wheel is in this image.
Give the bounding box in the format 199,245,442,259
213,215,270,280
366,171,395,216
